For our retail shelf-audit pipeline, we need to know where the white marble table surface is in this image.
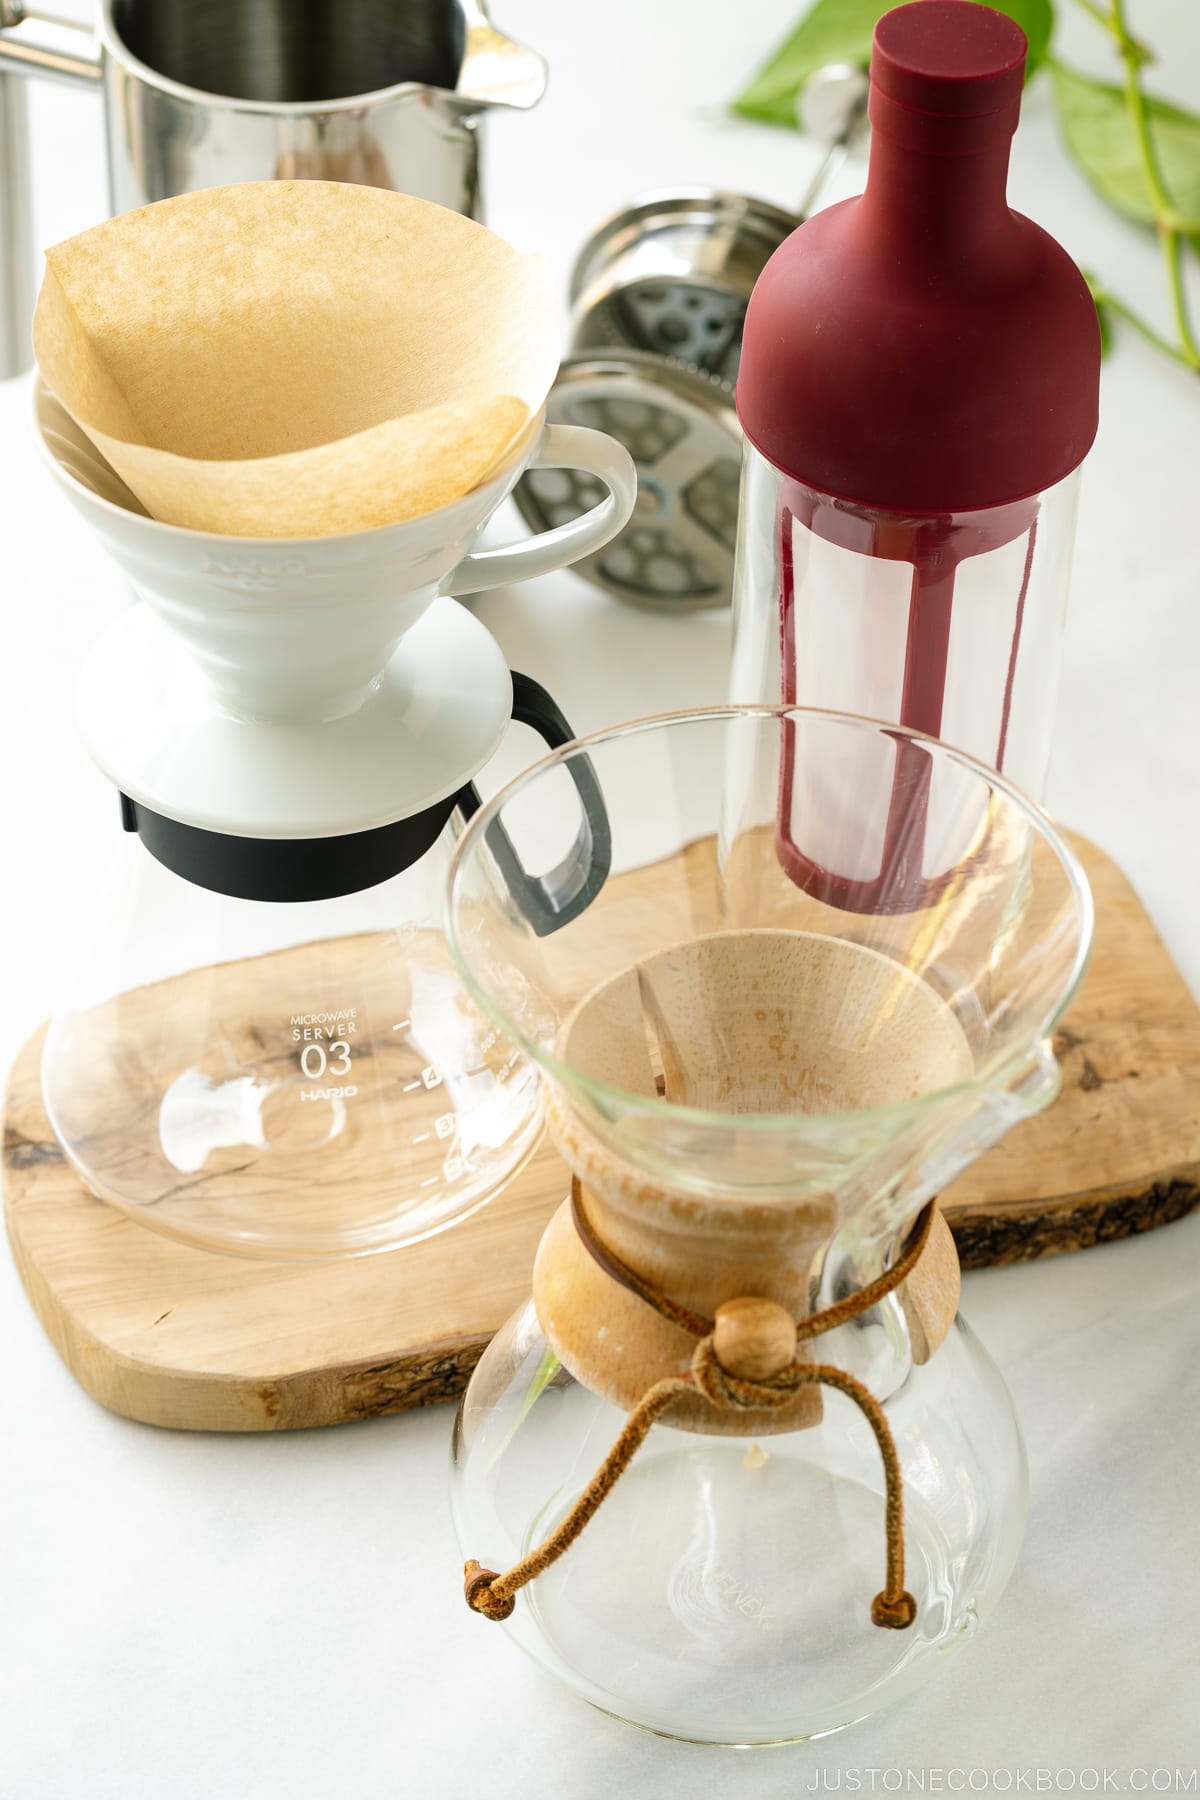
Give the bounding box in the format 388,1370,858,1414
1,2,1197,1794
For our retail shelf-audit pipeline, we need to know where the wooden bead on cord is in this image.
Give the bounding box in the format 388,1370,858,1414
712,1297,798,1381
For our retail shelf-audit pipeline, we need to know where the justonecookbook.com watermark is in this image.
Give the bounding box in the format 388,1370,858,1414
801,1774,1197,1793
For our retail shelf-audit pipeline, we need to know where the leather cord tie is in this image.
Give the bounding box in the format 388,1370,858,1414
464,1185,935,1633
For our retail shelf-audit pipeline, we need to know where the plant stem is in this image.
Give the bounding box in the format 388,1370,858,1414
1090,282,1195,369
1109,0,1171,214
1160,233,1200,368
1075,0,1154,62
1103,0,1200,367
1071,0,1122,37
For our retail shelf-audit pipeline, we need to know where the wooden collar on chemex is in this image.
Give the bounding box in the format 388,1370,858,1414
463,1185,937,1633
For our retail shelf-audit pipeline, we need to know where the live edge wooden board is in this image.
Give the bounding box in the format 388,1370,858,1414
5,833,1199,1433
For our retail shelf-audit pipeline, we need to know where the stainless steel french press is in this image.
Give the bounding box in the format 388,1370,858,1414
513,65,870,612
0,0,546,376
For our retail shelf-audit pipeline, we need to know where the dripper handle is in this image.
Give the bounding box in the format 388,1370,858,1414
457,672,612,935
442,424,636,597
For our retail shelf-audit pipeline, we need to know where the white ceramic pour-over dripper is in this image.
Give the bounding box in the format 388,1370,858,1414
34,379,636,725
33,379,630,1261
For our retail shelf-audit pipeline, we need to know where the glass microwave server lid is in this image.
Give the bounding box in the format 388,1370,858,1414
42,883,545,1259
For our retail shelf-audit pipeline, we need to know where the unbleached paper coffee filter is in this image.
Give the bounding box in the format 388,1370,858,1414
32,182,559,538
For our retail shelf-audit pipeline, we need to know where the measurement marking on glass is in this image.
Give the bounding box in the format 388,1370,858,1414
392,1020,411,1032
402,1079,422,1092
419,1175,439,1188
413,1132,431,1144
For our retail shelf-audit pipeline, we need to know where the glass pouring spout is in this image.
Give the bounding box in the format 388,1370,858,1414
455,0,547,111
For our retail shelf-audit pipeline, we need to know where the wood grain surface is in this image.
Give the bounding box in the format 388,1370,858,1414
4,832,1197,1431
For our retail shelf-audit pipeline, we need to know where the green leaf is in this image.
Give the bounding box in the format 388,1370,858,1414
732,0,881,127
1050,61,1200,235
985,0,1053,79
515,1346,561,1427
485,1346,562,1469
731,0,1053,130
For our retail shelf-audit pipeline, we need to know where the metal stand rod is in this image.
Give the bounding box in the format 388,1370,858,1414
0,3,100,378
0,69,35,376
0,1,101,85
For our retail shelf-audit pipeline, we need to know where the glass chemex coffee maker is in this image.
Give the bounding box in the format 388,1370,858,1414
446,706,1093,1743
30,183,636,1260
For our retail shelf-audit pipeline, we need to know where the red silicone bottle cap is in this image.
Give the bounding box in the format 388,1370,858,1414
872,0,1025,116
736,0,1101,512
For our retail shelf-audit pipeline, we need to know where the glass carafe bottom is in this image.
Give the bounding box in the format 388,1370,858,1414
452,1299,1028,1745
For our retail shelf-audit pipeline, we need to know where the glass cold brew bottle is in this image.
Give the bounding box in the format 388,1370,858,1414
730,0,1101,913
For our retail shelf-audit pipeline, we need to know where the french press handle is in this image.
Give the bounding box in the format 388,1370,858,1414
457,672,611,936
